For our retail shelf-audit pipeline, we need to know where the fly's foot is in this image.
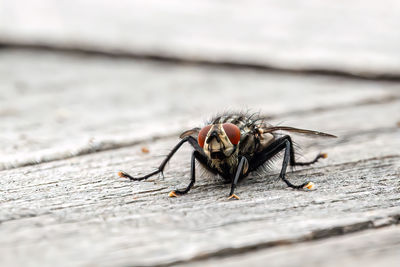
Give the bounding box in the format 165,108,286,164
168,191,178,198
118,171,138,181
118,171,128,178
228,194,240,200
303,182,315,190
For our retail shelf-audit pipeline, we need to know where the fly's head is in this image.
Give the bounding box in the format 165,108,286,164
198,123,241,161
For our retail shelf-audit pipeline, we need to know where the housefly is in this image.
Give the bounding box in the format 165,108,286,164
118,112,337,199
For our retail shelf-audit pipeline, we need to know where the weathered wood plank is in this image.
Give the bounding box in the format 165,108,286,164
1,98,399,266
1,1,400,76
1,49,399,170
185,226,400,267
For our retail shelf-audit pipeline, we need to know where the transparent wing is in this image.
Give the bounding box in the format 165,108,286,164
261,126,337,138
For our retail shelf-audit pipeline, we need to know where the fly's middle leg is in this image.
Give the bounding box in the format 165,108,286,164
279,137,312,189
249,136,315,190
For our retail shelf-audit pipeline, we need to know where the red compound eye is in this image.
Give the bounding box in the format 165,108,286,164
198,125,212,148
222,123,241,145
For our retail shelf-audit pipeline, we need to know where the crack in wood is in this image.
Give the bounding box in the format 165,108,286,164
145,215,400,267
0,211,52,225
0,133,178,171
269,94,400,121
1,45,400,82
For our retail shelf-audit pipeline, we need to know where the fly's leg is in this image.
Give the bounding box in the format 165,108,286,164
249,136,315,190
169,150,207,197
292,153,327,166
118,136,203,181
287,136,327,166
228,156,248,200
279,137,312,189
118,169,159,181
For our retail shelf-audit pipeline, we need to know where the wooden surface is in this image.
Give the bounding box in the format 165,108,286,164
1,1,400,266
187,226,400,267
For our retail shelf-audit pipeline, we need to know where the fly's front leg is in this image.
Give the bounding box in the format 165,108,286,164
168,150,204,197
228,156,248,200
118,136,201,181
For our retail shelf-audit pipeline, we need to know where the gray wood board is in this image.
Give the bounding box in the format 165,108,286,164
1,1,400,77
185,226,400,267
1,99,399,266
1,49,399,170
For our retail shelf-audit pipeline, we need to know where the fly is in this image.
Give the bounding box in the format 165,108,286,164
118,112,337,200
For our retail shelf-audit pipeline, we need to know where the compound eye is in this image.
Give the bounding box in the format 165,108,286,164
222,123,241,145
198,125,212,148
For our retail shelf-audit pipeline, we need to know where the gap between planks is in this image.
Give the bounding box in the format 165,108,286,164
1,44,400,82
135,214,400,267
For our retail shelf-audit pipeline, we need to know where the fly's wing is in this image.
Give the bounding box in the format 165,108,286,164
179,127,201,139
261,126,337,138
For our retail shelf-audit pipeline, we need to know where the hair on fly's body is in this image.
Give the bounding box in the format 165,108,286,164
118,111,337,200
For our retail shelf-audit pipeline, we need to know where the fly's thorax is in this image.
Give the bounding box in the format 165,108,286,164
258,132,275,151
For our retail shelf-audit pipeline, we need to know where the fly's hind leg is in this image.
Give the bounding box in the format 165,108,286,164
292,153,327,166
288,138,327,167
118,136,203,181
249,136,315,190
